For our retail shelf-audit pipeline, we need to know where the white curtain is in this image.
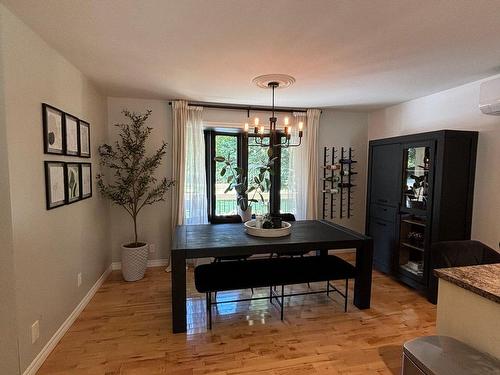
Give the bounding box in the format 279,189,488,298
183,106,208,225
287,112,308,219
305,109,321,219
171,100,187,230
171,100,208,228
288,109,321,219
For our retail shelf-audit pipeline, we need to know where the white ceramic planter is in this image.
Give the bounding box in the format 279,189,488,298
121,243,149,281
238,206,252,223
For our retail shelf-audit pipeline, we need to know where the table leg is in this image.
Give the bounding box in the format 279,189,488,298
171,251,187,333
353,238,373,309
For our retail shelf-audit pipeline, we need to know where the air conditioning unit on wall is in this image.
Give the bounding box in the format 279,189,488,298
479,77,500,115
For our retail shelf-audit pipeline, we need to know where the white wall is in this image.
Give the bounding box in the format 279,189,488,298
318,110,368,233
0,8,20,372
368,75,500,248
0,5,110,372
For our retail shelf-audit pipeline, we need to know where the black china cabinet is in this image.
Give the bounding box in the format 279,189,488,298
365,130,478,295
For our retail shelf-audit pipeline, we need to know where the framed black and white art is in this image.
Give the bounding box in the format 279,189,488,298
64,113,79,156
65,163,81,204
79,120,91,158
42,104,64,155
44,161,66,209
80,163,92,199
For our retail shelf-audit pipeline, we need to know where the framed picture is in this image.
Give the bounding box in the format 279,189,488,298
42,104,64,155
64,113,79,156
79,120,91,158
80,163,92,199
65,163,81,204
44,161,66,209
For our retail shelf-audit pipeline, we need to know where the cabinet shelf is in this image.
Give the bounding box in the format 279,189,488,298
401,219,426,227
400,264,424,278
401,242,425,252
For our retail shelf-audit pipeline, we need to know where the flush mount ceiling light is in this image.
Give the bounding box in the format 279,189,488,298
244,74,302,148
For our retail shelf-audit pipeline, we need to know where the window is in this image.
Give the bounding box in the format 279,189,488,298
214,134,239,216
205,129,293,221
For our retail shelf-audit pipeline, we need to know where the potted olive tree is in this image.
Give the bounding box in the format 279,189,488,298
97,110,174,281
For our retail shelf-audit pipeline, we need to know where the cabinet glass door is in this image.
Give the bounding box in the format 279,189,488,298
402,146,430,211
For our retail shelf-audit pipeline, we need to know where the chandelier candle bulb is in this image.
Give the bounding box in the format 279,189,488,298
284,116,289,126
244,123,249,132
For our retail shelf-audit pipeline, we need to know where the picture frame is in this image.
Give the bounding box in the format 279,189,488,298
64,113,80,156
78,120,91,158
42,104,64,155
44,161,66,209
80,163,92,199
65,163,81,204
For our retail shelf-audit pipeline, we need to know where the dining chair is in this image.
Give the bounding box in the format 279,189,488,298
210,214,253,295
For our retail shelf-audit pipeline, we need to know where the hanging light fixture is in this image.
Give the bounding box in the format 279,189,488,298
244,75,303,148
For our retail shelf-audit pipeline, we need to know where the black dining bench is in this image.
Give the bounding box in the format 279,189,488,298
194,255,355,329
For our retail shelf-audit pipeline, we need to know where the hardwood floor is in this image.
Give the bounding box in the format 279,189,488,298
37,255,436,374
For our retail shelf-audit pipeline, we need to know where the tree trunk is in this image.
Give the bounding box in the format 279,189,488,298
133,215,138,246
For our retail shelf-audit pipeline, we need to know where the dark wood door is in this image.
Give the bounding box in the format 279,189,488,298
369,143,402,207
368,218,396,274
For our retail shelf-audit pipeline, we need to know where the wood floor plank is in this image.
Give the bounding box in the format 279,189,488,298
36,254,436,374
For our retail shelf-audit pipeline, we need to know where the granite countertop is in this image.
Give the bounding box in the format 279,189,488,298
434,263,500,304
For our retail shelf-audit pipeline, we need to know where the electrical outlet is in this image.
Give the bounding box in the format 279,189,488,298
149,244,156,255
31,320,39,344
77,272,82,287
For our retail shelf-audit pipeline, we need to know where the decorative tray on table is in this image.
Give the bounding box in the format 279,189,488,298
244,220,291,238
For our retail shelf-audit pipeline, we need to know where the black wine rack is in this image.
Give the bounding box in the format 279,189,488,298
321,146,357,220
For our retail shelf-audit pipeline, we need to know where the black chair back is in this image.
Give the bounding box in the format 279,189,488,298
211,215,242,224
279,213,296,222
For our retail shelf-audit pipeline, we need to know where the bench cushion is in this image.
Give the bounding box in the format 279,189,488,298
194,255,355,293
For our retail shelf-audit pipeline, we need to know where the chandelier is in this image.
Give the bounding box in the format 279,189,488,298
244,76,303,148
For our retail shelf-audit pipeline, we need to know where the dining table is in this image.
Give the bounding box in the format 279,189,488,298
170,219,373,333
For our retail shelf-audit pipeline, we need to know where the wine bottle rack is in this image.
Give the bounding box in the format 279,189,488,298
321,146,357,220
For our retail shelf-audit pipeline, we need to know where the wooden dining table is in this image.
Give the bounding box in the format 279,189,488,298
170,220,373,333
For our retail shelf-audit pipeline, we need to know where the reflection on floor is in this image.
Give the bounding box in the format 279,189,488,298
37,253,436,375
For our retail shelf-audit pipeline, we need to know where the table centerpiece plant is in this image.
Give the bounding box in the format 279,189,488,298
97,109,175,281
214,153,275,222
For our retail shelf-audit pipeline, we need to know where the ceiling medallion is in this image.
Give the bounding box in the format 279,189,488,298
252,74,296,89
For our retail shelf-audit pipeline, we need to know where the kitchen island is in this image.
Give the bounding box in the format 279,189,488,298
435,263,500,359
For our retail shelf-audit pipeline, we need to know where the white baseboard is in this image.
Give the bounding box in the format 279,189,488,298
23,265,112,375
111,258,169,270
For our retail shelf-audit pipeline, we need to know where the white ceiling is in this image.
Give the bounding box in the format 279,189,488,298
3,0,500,110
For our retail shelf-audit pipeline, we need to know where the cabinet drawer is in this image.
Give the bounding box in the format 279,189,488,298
370,203,397,222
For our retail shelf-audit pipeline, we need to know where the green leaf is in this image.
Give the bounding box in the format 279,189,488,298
224,185,232,194
220,167,226,176
258,173,264,182
247,186,256,193
214,156,225,162
267,148,273,157
254,176,260,184
227,175,234,183
258,192,264,202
